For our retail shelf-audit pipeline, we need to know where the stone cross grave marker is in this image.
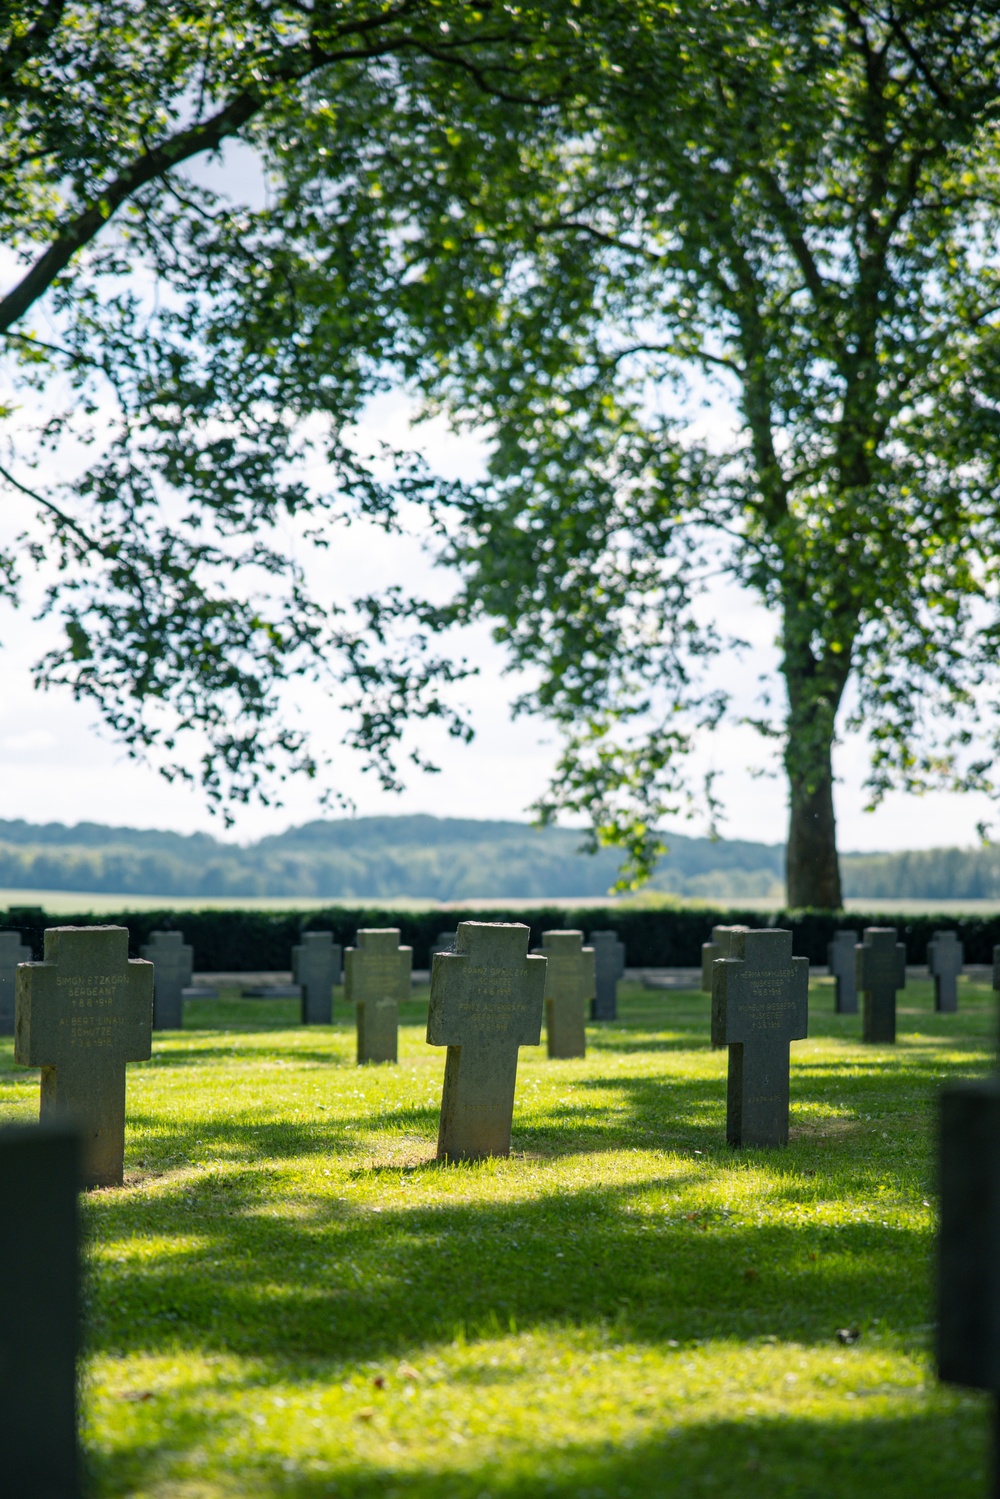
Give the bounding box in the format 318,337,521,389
0,928,31,1036
588,930,625,1021
427,921,545,1161
345,928,411,1064
855,927,906,1043
827,929,859,1015
701,925,749,993
15,926,153,1188
928,930,964,1015
937,1077,1000,1488
291,930,341,1025
711,928,808,1148
535,930,594,1058
139,929,193,1030
0,1123,80,1498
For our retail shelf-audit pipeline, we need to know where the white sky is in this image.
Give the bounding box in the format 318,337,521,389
0,144,993,857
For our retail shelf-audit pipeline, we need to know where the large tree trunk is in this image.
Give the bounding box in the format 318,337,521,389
786,737,842,908
782,631,850,909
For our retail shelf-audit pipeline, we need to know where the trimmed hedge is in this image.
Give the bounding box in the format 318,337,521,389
3,902,1000,970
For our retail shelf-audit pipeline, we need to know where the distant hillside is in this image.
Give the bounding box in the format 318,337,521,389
839,844,1000,900
0,815,785,900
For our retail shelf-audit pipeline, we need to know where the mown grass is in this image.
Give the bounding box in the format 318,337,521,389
0,975,994,1497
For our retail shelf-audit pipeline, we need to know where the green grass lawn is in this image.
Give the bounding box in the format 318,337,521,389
0,976,993,1497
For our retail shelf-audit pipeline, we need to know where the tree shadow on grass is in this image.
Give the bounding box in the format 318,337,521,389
83,1160,934,1369
87,1405,987,1499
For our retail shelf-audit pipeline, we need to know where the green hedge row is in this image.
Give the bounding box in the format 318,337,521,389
3,902,1000,970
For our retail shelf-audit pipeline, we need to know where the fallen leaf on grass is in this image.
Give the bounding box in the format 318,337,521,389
373,1376,386,1390
119,1391,154,1402
356,1408,375,1422
398,1363,420,1381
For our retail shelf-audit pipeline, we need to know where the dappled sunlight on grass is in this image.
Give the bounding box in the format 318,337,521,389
1,975,996,1494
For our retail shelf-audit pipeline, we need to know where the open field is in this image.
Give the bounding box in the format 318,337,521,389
0,976,993,1497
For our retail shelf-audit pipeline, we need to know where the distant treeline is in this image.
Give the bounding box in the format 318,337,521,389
0,814,785,900
0,812,993,900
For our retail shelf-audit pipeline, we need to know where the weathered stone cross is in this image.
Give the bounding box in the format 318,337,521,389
292,930,341,1025
537,930,594,1058
928,930,963,1015
428,922,545,1160
827,929,859,1015
711,928,808,1148
139,929,193,1030
856,927,906,1043
588,930,625,1021
0,929,31,1036
345,928,411,1064
15,926,153,1188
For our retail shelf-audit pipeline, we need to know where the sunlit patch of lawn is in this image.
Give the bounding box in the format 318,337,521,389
0,975,994,1496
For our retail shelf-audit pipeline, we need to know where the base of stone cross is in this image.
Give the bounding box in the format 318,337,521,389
862,998,897,1044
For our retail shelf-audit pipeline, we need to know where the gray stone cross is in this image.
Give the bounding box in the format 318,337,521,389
711,928,808,1147
345,929,411,1064
928,930,963,1015
827,930,859,1015
0,1123,80,1498
0,929,31,1036
701,925,749,994
536,930,594,1058
15,926,153,1188
856,927,906,1043
588,930,625,1021
428,922,545,1161
292,930,341,1025
139,929,193,1030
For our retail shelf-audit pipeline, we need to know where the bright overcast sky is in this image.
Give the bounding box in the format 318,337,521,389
0,143,994,855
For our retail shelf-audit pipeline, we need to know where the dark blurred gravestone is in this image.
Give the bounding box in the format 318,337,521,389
588,930,625,1021
291,930,341,1024
855,927,906,1043
0,929,31,1036
428,921,545,1160
0,1123,80,1498
928,930,963,1015
345,929,411,1064
701,925,749,994
827,930,858,1015
15,926,153,1188
536,930,594,1059
139,929,193,1030
937,1077,1000,1495
430,931,458,958
711,928,808,1148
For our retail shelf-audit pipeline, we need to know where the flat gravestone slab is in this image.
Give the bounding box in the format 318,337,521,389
827,930,859,1015
536,930,594,1058
0,1124,80,1498
711,928,808,1148
292,930,341,1025
345,929,411,1064
588,930,625,1021
938,1078,1000,1400
0,929,31,1036
701,925,749,994
928,930,963,1015
15,926,153,1188
856,927,906,1043
428,922,545,1161
139,930,193,1030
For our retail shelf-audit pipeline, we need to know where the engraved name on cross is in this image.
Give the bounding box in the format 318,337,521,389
711,928,808,1148
428,922,545,1161
15,926,153,1188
